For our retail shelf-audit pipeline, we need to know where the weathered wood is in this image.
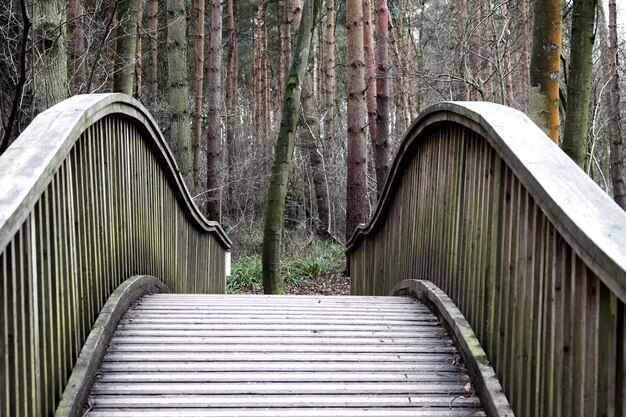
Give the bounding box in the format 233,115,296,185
87,294,484,415
0,94,231,417
347,101,626,417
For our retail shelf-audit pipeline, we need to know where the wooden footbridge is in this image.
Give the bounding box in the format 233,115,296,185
1,94,625,417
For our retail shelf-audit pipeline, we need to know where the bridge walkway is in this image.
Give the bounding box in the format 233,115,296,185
84,294,484,417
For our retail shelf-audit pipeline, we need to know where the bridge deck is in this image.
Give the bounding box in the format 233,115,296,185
84,295,485,416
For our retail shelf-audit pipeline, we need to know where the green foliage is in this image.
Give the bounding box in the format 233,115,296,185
227,256,263,293
228,240,344,293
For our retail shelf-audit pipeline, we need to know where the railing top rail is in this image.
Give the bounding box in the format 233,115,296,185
0,93,231,251
347,101,626,302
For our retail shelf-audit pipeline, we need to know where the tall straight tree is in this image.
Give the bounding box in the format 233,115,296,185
363,0,377,158
166,0,192,180
324,0,336,153
346,0,367,240
67,0,85,93
206,0,223,220
562,0,597,168
225,0,239,213
529,0,562,143
263,0,321,294
374,0,390,194
192,0,205,192
607,0,625,209
148,0,159,103
33,0,67,113
113,0,138,95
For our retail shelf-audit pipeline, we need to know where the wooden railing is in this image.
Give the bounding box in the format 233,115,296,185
0,94,231,417
347,102,626,417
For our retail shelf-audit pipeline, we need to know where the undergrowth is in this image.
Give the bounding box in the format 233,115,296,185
227,239,344,294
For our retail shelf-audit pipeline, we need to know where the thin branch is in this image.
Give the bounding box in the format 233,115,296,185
0,0,31,154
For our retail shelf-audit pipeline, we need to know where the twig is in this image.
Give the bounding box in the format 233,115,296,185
0,0,31,154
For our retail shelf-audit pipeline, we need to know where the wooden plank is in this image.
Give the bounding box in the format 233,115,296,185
97,360,465,374
109,336,450,345
102,352,457,363
85,408,487,417
87,394,479,408
107,343,456,354
90,381,469,395
95,371,470,383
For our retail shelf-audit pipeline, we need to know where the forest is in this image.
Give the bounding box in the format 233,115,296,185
0,0,624,293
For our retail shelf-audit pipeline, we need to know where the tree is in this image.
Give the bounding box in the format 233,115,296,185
33,0,67,113
529,0,562,143
206,0,223,220
147,0,159,103
67,0,85,93
561,0,597,168
324,0,336,153
607,0,625,208
192,0,205,192
166,0,193,180
375,0,391,194
262,0,321,294
363,0,378,166
113,0,138,95
346,0,368,240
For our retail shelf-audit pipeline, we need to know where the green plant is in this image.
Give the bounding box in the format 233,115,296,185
227,256,262,293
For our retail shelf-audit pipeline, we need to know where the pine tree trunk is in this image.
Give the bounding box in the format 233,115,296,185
529,0,562,143
33,0,67,112
302,75,331,238
166,0,193,180
346,0,368,240
607,0,625,208
113,0,138,95
134,0,143,98
148,0,158,103
374,0,390,195
206,0,223,221
263,0,321,294
363,0,378,161
225,0,239,215
521,0,531,112
324,0,336,158
562,0,597,168
192,0,205,192
67,0,85,94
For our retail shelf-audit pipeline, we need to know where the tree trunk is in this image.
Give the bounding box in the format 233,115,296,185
134,0,143,98
529,0,562,143
166,0,193,180
374,0,390,195
363,0,378,171
225,0,239,215
521,0,531,112
302,75,331,238
67,0,85,94
148,0,158,103
562,0,597,168
607,0,625,208
33,0,67,113
324,0,336,151
206,0,223,221
192,0,205,192
263,0,321,294
113,0,138,95
346,0,368,240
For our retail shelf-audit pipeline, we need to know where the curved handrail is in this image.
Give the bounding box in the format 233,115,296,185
0,93,231,249
0,94,231,417
347,101,626,302
346,101,626,417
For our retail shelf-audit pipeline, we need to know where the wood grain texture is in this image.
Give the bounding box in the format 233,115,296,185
347,102,626,417
85,294,485,416
0,94,231,417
